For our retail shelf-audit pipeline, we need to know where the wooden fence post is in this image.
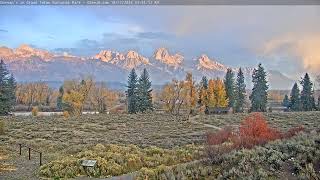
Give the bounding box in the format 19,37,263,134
39,152,42,166
28,148,31,160
19,144,22,155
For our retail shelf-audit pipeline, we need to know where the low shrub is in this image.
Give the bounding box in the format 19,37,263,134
63,111,70,119
0,120,5,135
283,125,305,138
218,132,320,179
31,106,39,116
39,144,203,178
206,126,233,146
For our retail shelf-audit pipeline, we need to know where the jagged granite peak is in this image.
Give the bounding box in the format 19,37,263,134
94,50,150,69
196,54,227,72
0,44,295,89
0,44,81,62
154,48,183,67
15,44,54,61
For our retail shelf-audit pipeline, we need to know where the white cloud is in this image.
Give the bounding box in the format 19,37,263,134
260,33,320,76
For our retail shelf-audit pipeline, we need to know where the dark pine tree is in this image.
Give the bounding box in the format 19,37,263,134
317,96,320,111
300,73,315,111
234,68,246,113
57,86,64,111
198,76,208,106
250,63,269,112
224,68,235,108
282,94,290,109
0,60,16,115
137,68,153,112
289,83,301,111
126,68,138,114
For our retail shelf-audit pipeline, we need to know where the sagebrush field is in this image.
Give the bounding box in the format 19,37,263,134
1,112,320,179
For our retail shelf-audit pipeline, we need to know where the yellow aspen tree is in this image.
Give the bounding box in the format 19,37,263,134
207,79,216,108
214,79,229,107
185,72,197,114
161,82,175,113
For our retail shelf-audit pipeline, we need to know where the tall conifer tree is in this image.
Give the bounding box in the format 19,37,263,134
282,94,290,109
289,83,301,111
0,60,16,115
234,68,246,113
250,63,269,112
224,68,235,108
137,68,153,112
127,68,138,113
300,73,315,111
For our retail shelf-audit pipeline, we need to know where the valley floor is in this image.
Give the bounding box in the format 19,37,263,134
0,112,320,179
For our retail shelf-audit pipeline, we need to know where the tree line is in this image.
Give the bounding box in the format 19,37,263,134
128,63,269,114
0,59,119,116
1,57,320,116
282,73,319,111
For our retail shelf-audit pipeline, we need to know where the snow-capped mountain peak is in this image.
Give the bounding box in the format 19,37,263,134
94,50,150,70
196,54,227,72
153,48,183,67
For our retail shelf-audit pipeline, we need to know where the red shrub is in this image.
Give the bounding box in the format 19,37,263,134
283,125,304,138
239,113,281,140
235,113,282,149
205,113,305,157
206,126,233,145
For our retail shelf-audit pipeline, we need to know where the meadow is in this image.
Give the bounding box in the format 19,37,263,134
0,112,319,179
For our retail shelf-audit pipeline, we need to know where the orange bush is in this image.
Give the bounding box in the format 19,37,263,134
206,113,304,151
239,113,281,141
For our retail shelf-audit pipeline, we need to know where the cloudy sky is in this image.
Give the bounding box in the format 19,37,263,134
0,6,319,79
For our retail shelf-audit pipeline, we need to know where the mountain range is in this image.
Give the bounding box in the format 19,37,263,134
0,44,295,90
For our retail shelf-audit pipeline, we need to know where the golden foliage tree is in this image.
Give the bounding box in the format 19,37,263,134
214,79,228,107
207,79,228,108
88,82,119,113
207,79,216,108
63,77,94,116
185,72,197,114
15,82,52,110
160,79,188,114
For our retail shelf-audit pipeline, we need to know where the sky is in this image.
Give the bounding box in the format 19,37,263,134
0,5,320,79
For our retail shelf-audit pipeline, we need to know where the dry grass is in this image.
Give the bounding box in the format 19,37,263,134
196,111,320,131
1,112,319,179
0,120,4,135
0,113,211,162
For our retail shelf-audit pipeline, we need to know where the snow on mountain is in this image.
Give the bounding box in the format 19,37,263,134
153,48,183,68
196,54,227,72
94,50,150,70
0,44,295,89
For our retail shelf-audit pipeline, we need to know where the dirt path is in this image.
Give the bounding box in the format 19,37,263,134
188,115,222,130
0,147,41,180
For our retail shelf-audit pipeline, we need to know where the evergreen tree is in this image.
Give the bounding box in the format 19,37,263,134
234,68,246,113
282,94,290,109
126,68,138,113
57,86,64,110
0,60,16,115
250,63,269,112
137,68,153,112
300,73,315,111
224,68,235,108
317,96,320,111
198,76,208,106
289,83,301,111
